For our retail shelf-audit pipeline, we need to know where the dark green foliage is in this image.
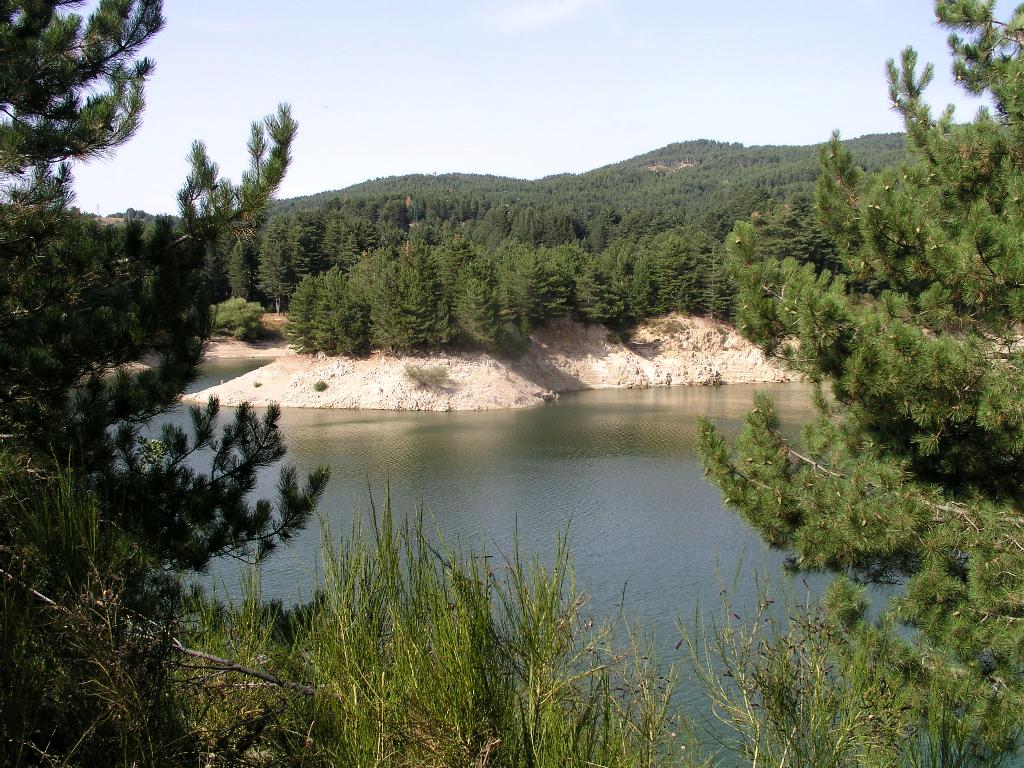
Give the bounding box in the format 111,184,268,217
0,470,198,767
289,208,328,278
0,0,326,575
258,214,295,312
699,2,1024,758
322,208,377,268
453,258,502,348
576,256,627,327
115,398,329,571
226,237,259,299
250,134,907,336
201,234,230,301
286,268,370,355
285,222,738,356
275,135,908,240
0,3,333,761
369,242,452,351
283,268,317,350
0,1,163,181
494,240,569,333
246,132,910,355
750,195,841,273
256,136,903,289
699,250,735,319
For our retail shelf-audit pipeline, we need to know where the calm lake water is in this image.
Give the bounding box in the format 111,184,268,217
179,359,841,721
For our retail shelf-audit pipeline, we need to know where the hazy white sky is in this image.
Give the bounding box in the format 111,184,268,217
71,1,1011,215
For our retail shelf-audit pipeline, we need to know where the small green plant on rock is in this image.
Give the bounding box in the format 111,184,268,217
404,364,449,390
313,380,328,392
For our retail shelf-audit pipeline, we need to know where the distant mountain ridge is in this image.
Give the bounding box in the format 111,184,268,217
273,133,907,217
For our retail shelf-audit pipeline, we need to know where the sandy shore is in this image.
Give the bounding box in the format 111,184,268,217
204,337,290,360
184,315,795,412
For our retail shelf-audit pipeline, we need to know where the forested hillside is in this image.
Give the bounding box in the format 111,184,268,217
212,134,906,354
276,133,906,224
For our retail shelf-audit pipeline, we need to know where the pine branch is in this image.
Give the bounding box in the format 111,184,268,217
781,439,1024,536
784,447,844,479
168,641,315,697
0,565,318,698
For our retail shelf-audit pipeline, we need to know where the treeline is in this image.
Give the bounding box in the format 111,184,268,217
283,231,734,356
200,133,899,338
204,191,835,357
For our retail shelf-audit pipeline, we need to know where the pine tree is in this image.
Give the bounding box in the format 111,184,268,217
575,261,625,327
699,1,1024,755
454,259,501,348
588,207,620,253
285,272,319,353
314,267,370,355
289,208,327,279
323,209,375,270
753,195,841,274
227,237,258,299
697,249,734,319
639,230,703,313
202,232,233,301
576,243,633,327
0,1,326,573
535,244,576,319
369,243,452,351
258,215,295,312
495,241,563,333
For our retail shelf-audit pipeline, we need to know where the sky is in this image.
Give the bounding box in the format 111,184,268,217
71,0,1013,215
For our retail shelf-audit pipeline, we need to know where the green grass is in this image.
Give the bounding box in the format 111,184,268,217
184,504,692,766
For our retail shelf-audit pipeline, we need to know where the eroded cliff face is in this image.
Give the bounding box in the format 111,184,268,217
520,315,794,391
185,314,795,412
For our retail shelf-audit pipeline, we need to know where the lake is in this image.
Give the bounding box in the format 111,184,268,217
180,359,839,720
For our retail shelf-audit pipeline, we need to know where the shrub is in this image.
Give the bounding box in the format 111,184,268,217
313,380,328,392
212,298,264,340
657,316,686,335
184,509,686,766
404,364,449,390
252,381,262,388
1,469,198,766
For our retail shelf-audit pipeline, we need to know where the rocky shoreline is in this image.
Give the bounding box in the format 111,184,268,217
187,314,796,412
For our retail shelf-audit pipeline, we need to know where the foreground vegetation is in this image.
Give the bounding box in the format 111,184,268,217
700,0,1024,760
4,0,1024,765
3,471,687,766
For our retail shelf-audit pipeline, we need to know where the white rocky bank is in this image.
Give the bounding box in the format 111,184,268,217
184,314,796,412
